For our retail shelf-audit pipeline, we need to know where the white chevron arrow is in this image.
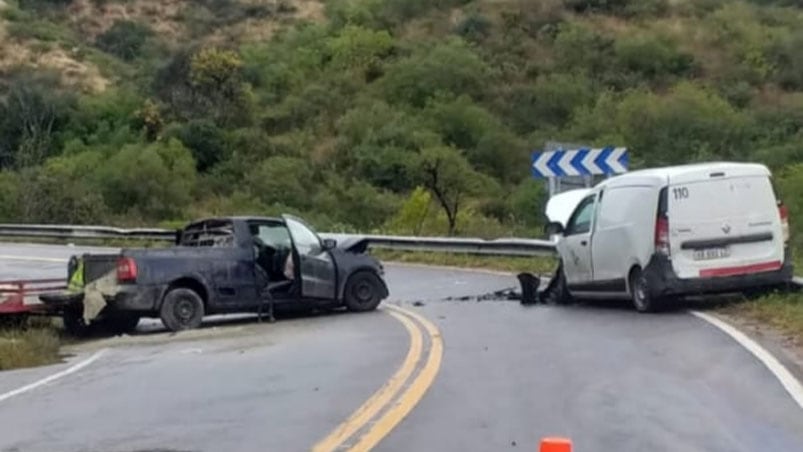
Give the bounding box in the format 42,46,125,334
608,147,627,173
558,151,579,176
533,152,552,177
581,149,601,174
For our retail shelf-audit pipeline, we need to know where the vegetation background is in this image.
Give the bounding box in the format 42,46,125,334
2,0,803,366
0,0,801,253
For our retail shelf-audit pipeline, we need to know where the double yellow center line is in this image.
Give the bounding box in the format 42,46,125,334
312,304,444,452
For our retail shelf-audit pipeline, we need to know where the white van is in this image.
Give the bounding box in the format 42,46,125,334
545,162,793,312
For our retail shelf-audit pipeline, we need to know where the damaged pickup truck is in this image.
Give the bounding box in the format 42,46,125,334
43,214,389,335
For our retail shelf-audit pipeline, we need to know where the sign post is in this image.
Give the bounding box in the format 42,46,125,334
532,142,629,197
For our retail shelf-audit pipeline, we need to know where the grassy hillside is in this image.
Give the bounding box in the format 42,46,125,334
0,0,802,247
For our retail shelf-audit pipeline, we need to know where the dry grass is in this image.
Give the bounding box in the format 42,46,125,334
67,0,186,39
719,291,803,346
0,321,62,371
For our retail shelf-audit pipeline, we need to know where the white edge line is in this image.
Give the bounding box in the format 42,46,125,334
0,255,68,263
691,311,803,410
0,349,107,403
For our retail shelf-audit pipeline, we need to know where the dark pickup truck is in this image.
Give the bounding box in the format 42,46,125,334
49,214,389,334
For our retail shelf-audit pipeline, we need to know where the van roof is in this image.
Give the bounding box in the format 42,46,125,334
597,161,770,189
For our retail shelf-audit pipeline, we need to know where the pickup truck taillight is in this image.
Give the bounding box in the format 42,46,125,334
116,257,138,283
779,204,790,244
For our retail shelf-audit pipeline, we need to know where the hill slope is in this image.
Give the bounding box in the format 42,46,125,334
0,0,801,248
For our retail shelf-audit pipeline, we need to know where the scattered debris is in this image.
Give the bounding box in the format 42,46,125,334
413,301,425,307
440,287,521,302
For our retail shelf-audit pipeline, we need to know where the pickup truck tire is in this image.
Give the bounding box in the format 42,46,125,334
344,271,383,312
63,306,91,338
101,312,140,335
160,288,204,332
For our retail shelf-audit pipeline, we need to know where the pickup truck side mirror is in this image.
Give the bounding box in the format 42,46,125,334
545,221,565,236
322,238,337,250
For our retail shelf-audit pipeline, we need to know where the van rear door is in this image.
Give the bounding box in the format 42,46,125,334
667,165,784,280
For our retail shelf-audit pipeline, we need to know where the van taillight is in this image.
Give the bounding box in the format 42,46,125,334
117,257,138,283
779,204,790,244
655,216,670,256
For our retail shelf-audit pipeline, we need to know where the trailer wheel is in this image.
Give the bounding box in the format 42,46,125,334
63,307,91,337
0,314,28,330
160,288,204,332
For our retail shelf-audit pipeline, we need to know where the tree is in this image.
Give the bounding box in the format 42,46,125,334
245,156,315,210
16,153,108,224
335,100,439,191
170,119,229,172
380,38,490,107
0,73,75,169
776,164,803,252
97,139,197,219
326,25,394,80
414,146,492,235
154,47,254,126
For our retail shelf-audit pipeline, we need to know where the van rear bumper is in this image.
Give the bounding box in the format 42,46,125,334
643,251,794,298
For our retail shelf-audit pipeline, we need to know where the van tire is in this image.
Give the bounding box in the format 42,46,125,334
629,267,661,313
160,288,204,332
543,264,572,305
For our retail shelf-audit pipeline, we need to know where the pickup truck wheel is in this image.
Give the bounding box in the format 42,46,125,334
344,271,383,312
160,288,204,332
63,307,91,337
102,312,140,335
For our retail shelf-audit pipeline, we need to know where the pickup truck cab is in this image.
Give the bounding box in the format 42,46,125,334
546,162,793,312
57,214,388,334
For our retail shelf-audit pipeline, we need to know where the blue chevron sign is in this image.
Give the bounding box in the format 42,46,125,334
531,147,629,178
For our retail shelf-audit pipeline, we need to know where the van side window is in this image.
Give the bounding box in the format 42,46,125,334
565,195,596,235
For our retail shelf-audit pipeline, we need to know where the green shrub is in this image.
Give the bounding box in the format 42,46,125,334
380,38,490,107
454,14,492,42
614,33,695,80
95,20,153,61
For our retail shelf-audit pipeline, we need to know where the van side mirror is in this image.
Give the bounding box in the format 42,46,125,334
322,238,337,250
545,221,565,236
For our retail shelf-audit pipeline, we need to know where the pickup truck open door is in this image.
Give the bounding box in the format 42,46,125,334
283,214,337,301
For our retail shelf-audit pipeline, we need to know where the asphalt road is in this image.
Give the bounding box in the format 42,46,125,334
1,244,802,452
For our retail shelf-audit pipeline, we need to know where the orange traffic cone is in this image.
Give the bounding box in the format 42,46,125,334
539,437,572,452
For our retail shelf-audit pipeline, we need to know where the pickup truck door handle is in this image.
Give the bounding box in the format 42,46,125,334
580,240,588,246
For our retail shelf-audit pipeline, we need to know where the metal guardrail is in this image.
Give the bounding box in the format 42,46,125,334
0,224,558,257
0,224,176,241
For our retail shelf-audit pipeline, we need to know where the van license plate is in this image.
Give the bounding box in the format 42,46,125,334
693,247,731,261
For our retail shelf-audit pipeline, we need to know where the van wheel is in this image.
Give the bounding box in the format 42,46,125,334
543,263,572,305
160,288,204,332
630,268,661,313
344,271,383,312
